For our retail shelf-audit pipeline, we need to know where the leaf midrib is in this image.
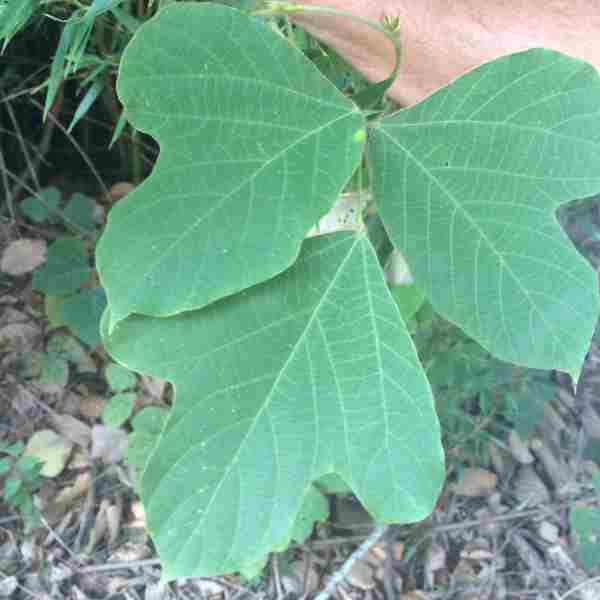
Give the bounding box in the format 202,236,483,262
120,110,362,319
377,126,566,363
159,236,361,569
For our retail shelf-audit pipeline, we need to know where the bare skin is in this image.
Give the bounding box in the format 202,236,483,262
293,0,600,105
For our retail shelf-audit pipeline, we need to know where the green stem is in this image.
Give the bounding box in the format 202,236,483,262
250,2,402,92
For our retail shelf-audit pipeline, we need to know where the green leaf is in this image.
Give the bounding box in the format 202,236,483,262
19,187,62,224
505,376,555,438
2,441,24,457
0,458,13,476
369,49,600,376
314,473,352,495
16,455,42,480
102,393,136,428
109,110,129,148
47,334,84,363
96,3,365,329
289,485,329,544
62,193,96,232
102,232,443,578
131,406,168,434
32,238,91,295
0,0,35,52
38,352,69,386
389,284,425,324
43,18,78,119
126,430,158,473
54,287,107,347
105,362,137,392
570,504,600,569
128,407,169,476
3,477,22,501
67,81,104,134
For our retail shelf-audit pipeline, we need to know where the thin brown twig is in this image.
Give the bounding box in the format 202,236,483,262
7,106,57,201
28,97,111,200
558,576,600,600
40,516,78,561
271,554,284,600
314,525,388,600
0,148,13,219
0,162,92,236
77,558,161,574
429,494,599,535
6,99,40,191
0,569,43,599
383,533,396,599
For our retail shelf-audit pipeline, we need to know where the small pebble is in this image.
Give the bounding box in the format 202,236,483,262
346,560,376,590
538,520,559,543
508,430,534,464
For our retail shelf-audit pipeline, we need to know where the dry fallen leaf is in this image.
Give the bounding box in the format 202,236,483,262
346,559,376,590
91,425,128,464
44,472,90,524
0,322,40,354
453,468,497,497
24,429,73,477
108,540,152,562
49,413,91,448
109,181,135,202
78,395,106,420
0,239,47,276
306,193,364,237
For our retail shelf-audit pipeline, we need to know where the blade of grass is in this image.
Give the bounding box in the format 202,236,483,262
67,80,104,133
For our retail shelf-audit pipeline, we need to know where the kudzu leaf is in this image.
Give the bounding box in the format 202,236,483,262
314,473,353,495
369,49,600,377
96,3,365,329
131,406,168,435
289,485,329,544
102,232,443,579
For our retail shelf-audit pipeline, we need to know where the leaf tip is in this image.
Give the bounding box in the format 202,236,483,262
567,367,582,394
